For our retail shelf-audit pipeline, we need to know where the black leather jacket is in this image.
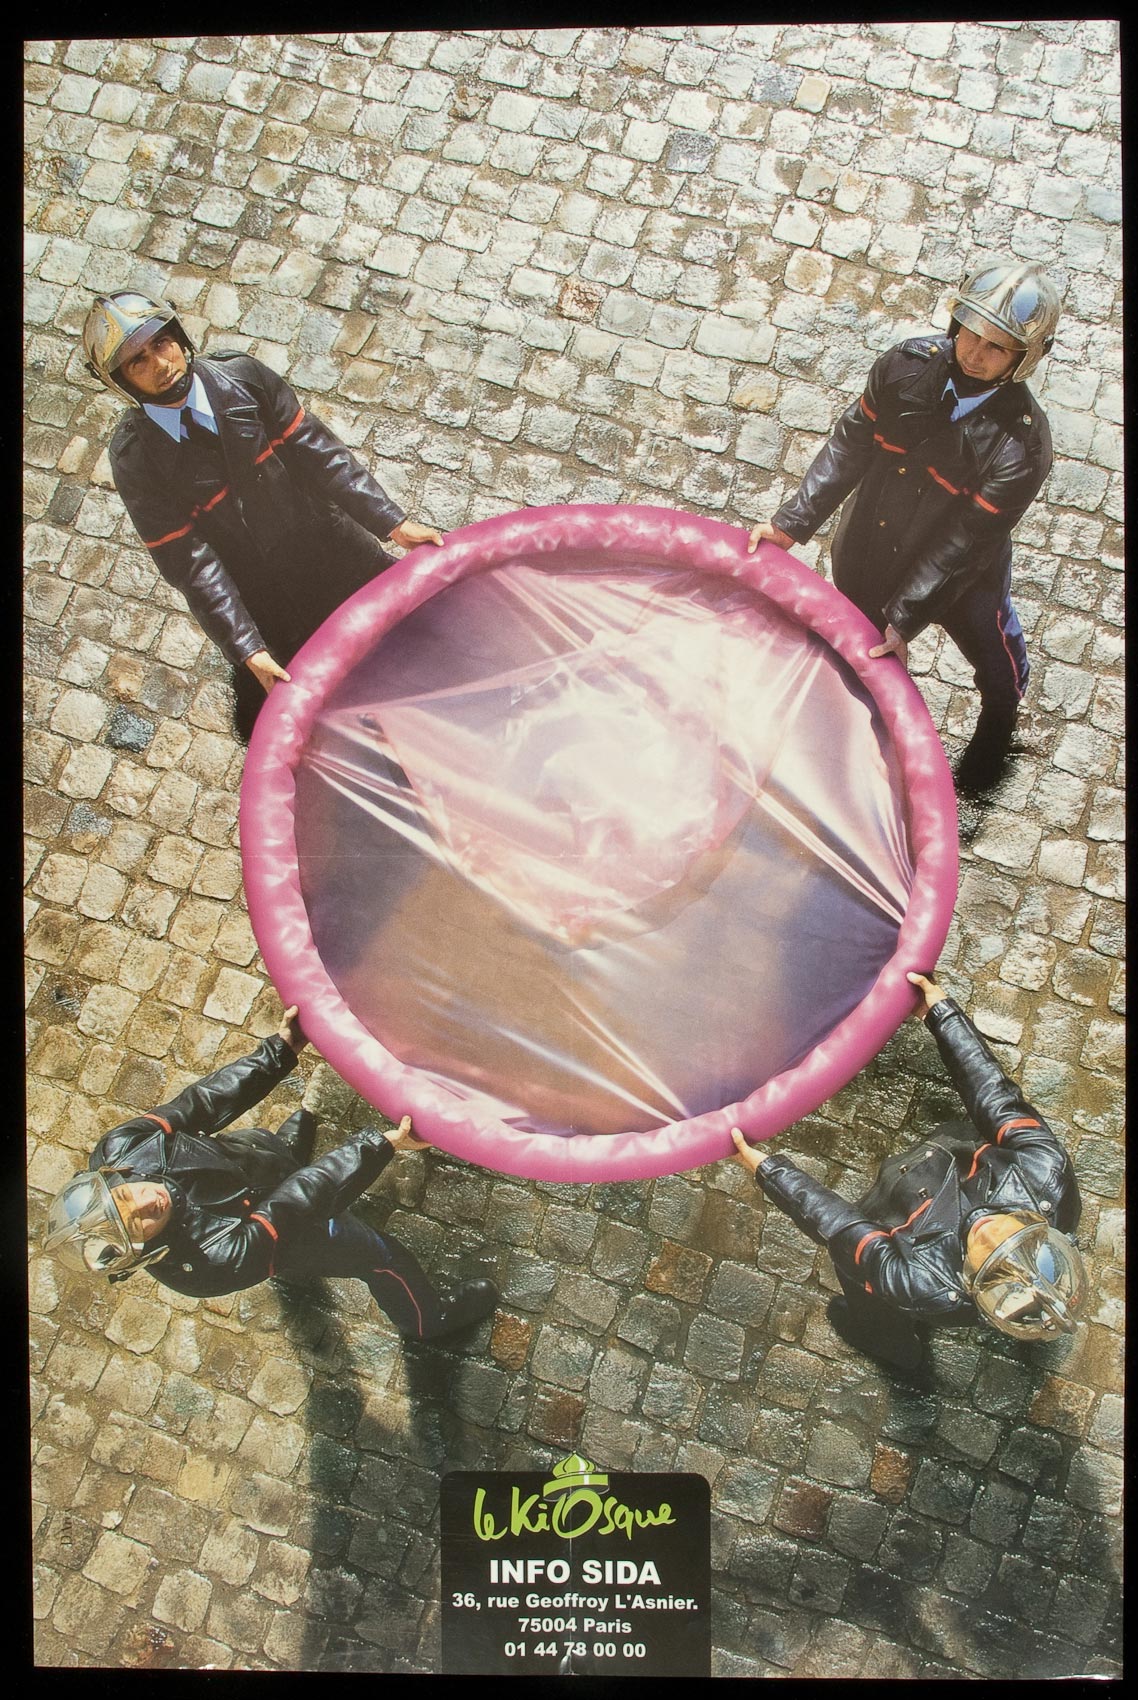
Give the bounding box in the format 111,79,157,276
108,353,406,664
754,1000,1080,1323
88,1035,395,1298
772,336,1052,640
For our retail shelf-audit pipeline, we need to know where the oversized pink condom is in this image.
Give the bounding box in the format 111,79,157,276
240,505,957,1181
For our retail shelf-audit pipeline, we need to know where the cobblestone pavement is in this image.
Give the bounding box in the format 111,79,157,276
25,25,1123,1676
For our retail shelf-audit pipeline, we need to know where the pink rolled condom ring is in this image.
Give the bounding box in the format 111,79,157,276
240,505,957,1181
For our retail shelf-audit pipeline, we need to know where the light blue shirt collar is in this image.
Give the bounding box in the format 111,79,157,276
143,373,217,441
943,376,996,422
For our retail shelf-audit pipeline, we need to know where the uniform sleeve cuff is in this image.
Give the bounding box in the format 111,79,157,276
263,1032,300,1071
925,996,963,1032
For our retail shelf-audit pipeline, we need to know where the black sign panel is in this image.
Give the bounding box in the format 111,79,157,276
441,1458,711,1676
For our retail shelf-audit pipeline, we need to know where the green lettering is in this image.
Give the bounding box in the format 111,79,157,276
551,1488,603,1538
472,1487,507,1542
510,1490,549,1535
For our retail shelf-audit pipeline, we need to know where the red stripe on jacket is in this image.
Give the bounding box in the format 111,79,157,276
923,465,1000,512
143,406,305,546
254,406,305,465
249,1212,279,1277
854,1196,934,1294
144,485,233,547
144,520,195,548
995,1117,1041,1143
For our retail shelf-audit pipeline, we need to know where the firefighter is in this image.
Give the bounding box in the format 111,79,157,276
748,263,1062,795
732,971,1085,1374
82,290,444,738
43,1005,497,1343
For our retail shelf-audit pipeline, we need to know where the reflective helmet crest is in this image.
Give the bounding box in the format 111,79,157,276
81,291,195,406
963,1212,1087,1341
946,262,1063,381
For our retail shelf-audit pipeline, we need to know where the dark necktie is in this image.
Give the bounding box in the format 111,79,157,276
179,407,225,489
181,408,216,447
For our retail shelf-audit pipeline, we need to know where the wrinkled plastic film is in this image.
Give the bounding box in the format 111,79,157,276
293,556,915,1139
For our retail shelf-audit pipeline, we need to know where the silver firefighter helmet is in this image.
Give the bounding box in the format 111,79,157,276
43,1169,170,1278
962,1211,1087,1341
81,291,196,406
945,262,1063,382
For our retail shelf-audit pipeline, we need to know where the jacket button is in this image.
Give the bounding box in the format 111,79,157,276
182,1263,193,1272
898,467,906,475
879,520,886,527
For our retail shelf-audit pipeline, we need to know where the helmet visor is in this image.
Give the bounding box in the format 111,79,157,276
965,1219,1087,1340
107,316,174,374
43,1170,138,1275
952,304,1025,353
83,294,179,380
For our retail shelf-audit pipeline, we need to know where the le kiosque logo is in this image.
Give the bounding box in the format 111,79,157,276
472,1454,677,1549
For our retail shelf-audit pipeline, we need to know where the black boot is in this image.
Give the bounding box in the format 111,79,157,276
954,706,1017,797
430,1278,499,1339
277,1108,317,1166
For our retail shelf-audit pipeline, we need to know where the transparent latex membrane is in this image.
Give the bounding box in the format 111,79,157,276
294,557,915,1138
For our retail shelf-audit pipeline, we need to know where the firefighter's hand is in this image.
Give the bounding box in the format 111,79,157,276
868,624,909,665
388,519,445,549
384,1114,432,1153
246,650,292,693
747,522,795,555
730,1126,770,1173
907,971,948,1019
278,1005,308,1053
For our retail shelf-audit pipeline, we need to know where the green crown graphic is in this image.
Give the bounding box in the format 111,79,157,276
542,1453,610,1498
